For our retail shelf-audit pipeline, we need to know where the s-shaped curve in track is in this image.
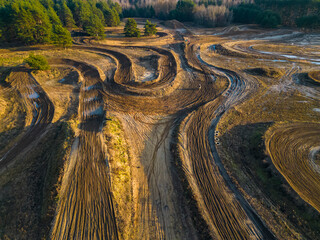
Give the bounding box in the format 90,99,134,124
179,45,276,239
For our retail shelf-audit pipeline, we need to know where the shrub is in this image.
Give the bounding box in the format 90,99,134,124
24,53,50,71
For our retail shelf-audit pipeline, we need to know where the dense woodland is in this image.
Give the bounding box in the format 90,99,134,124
120,0,320,28
0,0,121,45
0,0,319,46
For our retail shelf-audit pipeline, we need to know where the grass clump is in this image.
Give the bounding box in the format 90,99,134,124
24,53,50,71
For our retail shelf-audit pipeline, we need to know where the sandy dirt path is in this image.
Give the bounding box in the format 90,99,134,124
0,68,54,170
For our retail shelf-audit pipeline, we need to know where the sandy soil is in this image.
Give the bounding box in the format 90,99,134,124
1,23,320,240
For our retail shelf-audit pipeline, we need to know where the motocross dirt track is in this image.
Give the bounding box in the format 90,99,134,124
0,69,54,170
1,22,320,240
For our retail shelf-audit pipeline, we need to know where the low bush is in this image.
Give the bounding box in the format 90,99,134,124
24,53,50,71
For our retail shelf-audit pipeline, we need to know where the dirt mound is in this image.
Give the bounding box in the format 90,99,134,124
245,67,281,78
162,20,186,29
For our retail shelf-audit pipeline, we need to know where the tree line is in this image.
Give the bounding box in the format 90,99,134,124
0,0,121,46
118,0,320,29
122,0,234,27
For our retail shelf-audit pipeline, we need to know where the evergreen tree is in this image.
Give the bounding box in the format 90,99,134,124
124,18,140,37
83,14,105,39
97,2,120,27
78,1,91,28
144,20,157,36
174,0,195,22
52,24,72,47
104,7,120,26
111,7,120,26
40,0,54,9
296,15,320,29
6,0,53,44
47,6,62,25
111,2,122,15
60,1,75,28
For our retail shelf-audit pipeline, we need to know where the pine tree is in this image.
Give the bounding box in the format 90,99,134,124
83,14,105,39
174,0,195,22
124,18,140,37
144,20,157,36
104,7,120,27
52,24,72,47
47,6,61,25
10,1,52,44
61,1,75,28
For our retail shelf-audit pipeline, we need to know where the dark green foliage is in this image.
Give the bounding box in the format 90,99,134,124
144,20,157,36
255,0,320,27
232,4,281,28
59,1,75,28
259,10,281,27
0,0,120,45
0,0,53,44
40,0,54,8
124,18,140,37
47,6,62,25
173,0,195,22
24,53,50,70
296,15,320,29
99,5,120,27
52,24,72,47
83,14,105,39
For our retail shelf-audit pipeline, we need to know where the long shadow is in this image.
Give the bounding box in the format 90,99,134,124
221,122,320,239
0,121,72,240
293,73,320,87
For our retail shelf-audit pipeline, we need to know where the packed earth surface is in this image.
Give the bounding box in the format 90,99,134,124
1,20,320,240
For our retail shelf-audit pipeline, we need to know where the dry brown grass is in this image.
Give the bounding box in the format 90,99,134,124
104,115,133,240
309,71,320,83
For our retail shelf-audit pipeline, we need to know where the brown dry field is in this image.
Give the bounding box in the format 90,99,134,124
0,20,320,240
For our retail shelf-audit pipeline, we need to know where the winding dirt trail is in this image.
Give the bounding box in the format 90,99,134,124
176,40,277,239
49,29,278,239
1,24,295,239
0,68,54,170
